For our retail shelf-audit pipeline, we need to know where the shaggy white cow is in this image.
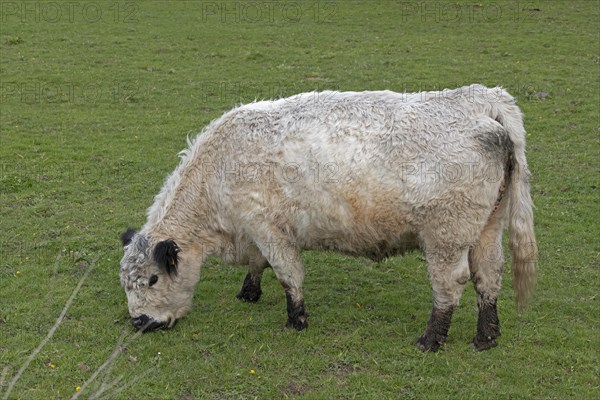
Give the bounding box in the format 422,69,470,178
120,84,537,351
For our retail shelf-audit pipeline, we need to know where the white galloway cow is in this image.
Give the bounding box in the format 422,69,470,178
120,84,537,351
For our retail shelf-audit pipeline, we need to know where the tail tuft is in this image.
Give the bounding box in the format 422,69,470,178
508,156,538,311
485,86,538,311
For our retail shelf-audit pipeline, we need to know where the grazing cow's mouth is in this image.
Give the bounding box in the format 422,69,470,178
131,315,177,332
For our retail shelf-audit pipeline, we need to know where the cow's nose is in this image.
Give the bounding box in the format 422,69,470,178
131,315,167,331
131,314,150,329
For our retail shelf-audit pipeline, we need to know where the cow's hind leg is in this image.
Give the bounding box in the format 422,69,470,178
237,256,270,303
469,205,507,351
417,246,470,352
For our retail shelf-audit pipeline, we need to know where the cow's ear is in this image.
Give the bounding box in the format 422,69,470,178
153,240,179,276
121,228,136,246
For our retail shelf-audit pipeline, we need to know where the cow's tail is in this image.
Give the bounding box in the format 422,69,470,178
483,86,538,311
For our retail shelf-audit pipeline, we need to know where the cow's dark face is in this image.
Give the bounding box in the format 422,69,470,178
119,229,194,331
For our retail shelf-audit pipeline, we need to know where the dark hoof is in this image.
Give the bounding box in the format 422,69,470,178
284,292,307,331
236,288,262,302
236,273,262,302
471,336,499,351
416,306,454,352
473,300,501,351
416,334,445,352
285,316,308,331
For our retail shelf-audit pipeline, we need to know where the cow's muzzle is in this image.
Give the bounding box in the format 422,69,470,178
131,315,175,331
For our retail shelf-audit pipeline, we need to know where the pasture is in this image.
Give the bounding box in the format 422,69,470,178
0,1,598,399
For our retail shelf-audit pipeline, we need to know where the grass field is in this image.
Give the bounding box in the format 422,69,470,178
1,1,599,399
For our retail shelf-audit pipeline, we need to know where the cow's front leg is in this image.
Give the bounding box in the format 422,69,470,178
283,285,307,330
417,247,470,351
275,254,307,331
252,233,308,330
237,271,264,302
237,259,269,303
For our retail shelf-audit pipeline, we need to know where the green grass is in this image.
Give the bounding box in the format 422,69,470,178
1,1,598,399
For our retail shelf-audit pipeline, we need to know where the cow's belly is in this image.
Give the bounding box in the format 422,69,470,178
284,183,423,258
303,232,421,261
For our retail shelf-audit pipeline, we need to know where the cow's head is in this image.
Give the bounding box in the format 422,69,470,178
119,228,196,331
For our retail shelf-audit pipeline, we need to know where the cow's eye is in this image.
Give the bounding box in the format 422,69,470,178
148,275,159,287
